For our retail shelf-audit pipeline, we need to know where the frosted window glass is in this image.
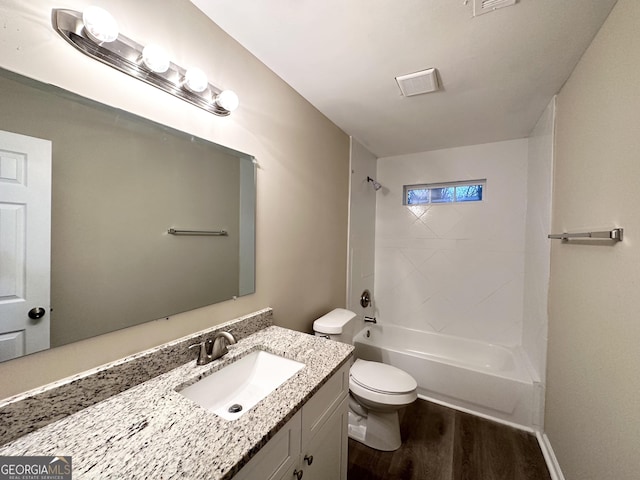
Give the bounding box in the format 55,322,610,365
407,188,429,205
404,180,485,205
431,187,454,203
455,184,483,202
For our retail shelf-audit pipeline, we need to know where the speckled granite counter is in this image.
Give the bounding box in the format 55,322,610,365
0,322,353,479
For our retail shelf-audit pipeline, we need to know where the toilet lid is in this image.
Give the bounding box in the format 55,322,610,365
313,308,356,334
350,359,417,394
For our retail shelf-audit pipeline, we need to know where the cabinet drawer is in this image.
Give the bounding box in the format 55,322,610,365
233,410,301,480
301,362,349,445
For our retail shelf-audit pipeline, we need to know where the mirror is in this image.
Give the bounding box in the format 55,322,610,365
0,67,255,362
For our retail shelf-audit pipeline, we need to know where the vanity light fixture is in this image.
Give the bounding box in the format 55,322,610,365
82,6,119,44
52,7,239,116
183,67,209,93
215,90,240,112
141,44,170,74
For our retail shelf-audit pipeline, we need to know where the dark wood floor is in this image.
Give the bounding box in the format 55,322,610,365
347,399,551,480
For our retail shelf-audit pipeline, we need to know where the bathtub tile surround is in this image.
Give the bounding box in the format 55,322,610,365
0,308,273,445
0,322,353,479
375,140,528,346
347,138,378,317
522,97,555,385
366,136,556,429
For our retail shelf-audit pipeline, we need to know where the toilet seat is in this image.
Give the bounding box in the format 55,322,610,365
350,359,417,394
349,359,418,407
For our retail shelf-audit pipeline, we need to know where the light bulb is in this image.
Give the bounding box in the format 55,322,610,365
142,45,170,73
82,6,119,44
183,68,208,93
215,90,239,112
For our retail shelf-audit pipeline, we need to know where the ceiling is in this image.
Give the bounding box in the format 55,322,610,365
191,0,617,158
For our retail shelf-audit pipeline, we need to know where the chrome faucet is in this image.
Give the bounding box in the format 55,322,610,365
189,331,236,365
211,331,236,360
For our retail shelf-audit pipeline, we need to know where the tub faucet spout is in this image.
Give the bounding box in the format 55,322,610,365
364,316,377,324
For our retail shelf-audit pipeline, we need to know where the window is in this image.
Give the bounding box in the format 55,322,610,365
404,180,485,205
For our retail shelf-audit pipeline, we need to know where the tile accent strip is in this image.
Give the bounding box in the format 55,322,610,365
0,308,273,445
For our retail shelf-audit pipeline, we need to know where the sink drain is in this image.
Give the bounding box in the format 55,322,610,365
228,404,243,414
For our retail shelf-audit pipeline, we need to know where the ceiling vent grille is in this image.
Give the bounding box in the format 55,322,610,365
473,0,516,17
395,68,440,97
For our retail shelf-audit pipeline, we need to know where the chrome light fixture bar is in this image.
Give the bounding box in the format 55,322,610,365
52,8,239,116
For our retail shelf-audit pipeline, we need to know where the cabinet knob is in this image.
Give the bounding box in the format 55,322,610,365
303,455,313,465
293,469,303,479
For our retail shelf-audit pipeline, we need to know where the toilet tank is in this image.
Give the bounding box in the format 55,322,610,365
313,308,358,345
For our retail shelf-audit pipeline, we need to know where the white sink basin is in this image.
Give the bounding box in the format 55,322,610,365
178,350,305,420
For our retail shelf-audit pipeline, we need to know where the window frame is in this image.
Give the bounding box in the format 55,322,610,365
403,179,486,206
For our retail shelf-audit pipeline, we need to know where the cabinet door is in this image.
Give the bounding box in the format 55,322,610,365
301,363,349,446
300,396,348,480
233,411,301,480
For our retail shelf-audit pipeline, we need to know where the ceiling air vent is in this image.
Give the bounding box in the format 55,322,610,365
395,68,440,97
473,0,516,17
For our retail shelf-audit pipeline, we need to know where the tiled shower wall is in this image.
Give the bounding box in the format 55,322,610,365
347,138,378,317
374,140,529,346
523,98,555,382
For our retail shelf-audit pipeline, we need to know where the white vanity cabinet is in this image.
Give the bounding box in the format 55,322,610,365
290,396,348,480
233,362,349,480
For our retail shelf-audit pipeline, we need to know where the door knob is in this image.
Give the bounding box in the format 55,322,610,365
28,307,46,320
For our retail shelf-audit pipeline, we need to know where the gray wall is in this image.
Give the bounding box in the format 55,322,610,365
0,0,349,399
547,0,640,478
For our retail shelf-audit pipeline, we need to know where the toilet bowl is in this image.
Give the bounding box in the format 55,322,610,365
348,358,417,450
313,308,418,451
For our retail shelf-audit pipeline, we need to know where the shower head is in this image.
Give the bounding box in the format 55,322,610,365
367,176,382,191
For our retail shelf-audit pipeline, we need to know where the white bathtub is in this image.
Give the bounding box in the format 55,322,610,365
353,324,539,428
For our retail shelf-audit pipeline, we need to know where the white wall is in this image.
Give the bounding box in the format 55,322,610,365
375,140,528,346
546,0,640,478
0,0,349,400
347,139,377,318
522,98,555,383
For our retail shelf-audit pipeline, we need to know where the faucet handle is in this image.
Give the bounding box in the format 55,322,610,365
188,339,213,365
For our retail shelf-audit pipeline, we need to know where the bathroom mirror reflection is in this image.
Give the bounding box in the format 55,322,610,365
0,68,256,363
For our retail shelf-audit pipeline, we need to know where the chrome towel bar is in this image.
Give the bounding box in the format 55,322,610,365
168,228,228,236
548,228,623,242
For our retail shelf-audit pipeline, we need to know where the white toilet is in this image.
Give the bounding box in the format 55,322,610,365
313,308,418,451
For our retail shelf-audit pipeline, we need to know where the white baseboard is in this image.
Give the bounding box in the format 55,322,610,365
536,432,565,480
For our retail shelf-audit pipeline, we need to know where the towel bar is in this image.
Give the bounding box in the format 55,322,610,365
548,228,623,242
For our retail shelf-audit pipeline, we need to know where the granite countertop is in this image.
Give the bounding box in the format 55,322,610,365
0,326,353,479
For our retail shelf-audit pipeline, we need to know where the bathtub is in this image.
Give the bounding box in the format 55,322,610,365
353,324,539,428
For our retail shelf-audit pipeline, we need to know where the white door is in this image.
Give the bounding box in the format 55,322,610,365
0,130,51,361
